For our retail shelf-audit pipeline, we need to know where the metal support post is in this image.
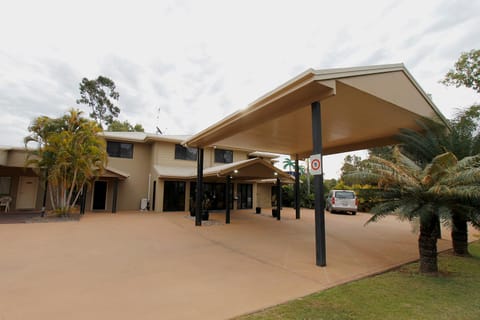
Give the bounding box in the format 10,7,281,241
276,177,281,221
195,148,204,226
295,155,300,219
226,175,231,224
311,101,326,267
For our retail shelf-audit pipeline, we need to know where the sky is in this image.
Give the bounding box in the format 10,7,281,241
0,0,479,178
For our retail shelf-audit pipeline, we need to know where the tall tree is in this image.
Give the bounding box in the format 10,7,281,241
25,109,107,215
340,154,363,180
441,49,480,93
107,120,145,132
397,114,480,255
282,158,295,171
346,148,480,273
368,146,395,161
77,76,120,128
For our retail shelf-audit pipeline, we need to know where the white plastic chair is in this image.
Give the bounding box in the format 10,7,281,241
0,196,12,213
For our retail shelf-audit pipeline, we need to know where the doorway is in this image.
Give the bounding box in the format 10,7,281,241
16,176,38,209
163,181,185,211
238,184,253,209
93,181,107,210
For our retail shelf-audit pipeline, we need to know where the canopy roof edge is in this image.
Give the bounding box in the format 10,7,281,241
183,63,448,157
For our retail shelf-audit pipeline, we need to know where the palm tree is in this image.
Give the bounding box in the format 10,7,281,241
283,158,295,172
346,147,480,273
25,109,107,215
397,112,480,255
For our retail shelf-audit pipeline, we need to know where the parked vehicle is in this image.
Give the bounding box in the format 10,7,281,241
326,190,358,215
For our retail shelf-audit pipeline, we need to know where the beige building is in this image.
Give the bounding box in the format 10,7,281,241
0,132,291,214
1,63,444,220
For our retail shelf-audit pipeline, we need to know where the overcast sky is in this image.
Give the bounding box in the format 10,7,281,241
1,0,479,178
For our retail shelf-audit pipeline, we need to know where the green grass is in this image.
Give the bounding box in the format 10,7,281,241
238,242,480,320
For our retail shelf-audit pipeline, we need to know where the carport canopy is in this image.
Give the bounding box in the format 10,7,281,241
183,63,448,267
183,64,446,157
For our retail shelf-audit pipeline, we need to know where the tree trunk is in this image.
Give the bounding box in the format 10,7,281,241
451,213,470,256
418,214,438,274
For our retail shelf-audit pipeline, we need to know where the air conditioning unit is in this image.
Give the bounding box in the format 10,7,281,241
140,198,148,210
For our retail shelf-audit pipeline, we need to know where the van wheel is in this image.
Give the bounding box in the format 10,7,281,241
352,211,357,215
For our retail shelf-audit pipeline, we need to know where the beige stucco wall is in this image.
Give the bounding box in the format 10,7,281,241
256,183,273,208
233,150,249,162
155,179,164,212
6,150,29,167
106,142,151,211
204,148,249,168
154,141,198,169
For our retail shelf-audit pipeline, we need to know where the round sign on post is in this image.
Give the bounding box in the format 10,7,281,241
310,154,322,175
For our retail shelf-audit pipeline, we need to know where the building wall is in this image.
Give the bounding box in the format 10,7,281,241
105,142,151,211
0,165,46,211
6,149,29,167
154,141,197,169
1,139,278,214
256,183,273,208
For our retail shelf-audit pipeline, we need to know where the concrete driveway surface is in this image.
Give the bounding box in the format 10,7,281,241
0,208,473,319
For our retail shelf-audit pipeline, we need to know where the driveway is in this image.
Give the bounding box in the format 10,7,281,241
0,209,467,319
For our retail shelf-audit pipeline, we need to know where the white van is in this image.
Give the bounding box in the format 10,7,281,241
326,190,358,215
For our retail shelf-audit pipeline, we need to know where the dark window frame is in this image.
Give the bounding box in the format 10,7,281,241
107,141,134,159
0,176,12,195
214,148,233,164
174,144,198,161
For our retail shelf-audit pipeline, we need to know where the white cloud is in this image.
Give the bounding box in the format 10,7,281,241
0,0,479,178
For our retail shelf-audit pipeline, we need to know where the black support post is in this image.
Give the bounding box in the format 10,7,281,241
276,177,281,221
295,155,300,219
112,178,118,213
311,101,326,267
225,175,231,224
195,148,204,226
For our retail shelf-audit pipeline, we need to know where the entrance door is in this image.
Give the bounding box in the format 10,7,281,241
163,181,185,211
238,184,253,209
92,181,107,210
16,176,38,209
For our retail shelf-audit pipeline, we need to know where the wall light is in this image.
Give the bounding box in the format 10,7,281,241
234,169,239,174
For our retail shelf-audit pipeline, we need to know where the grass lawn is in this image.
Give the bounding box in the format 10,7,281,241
237,241,480,320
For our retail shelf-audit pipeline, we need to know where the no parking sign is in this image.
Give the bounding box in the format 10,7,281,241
310,154,322,175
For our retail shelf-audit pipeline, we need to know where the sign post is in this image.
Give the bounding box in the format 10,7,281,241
311,101,326,267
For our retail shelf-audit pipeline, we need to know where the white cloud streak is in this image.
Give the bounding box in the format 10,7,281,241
0,0,479,178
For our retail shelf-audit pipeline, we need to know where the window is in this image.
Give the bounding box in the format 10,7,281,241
214,148,233,163
0,177,11,195
175,144,197,161
335,191,355,199
107,141,133,159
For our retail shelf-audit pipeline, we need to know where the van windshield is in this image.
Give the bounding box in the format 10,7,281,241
335,191,355,199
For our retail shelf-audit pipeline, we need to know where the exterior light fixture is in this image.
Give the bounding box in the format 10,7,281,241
234,169,239,174
274,172,278,176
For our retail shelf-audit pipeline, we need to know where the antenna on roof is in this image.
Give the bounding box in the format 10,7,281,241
155,107,166,135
